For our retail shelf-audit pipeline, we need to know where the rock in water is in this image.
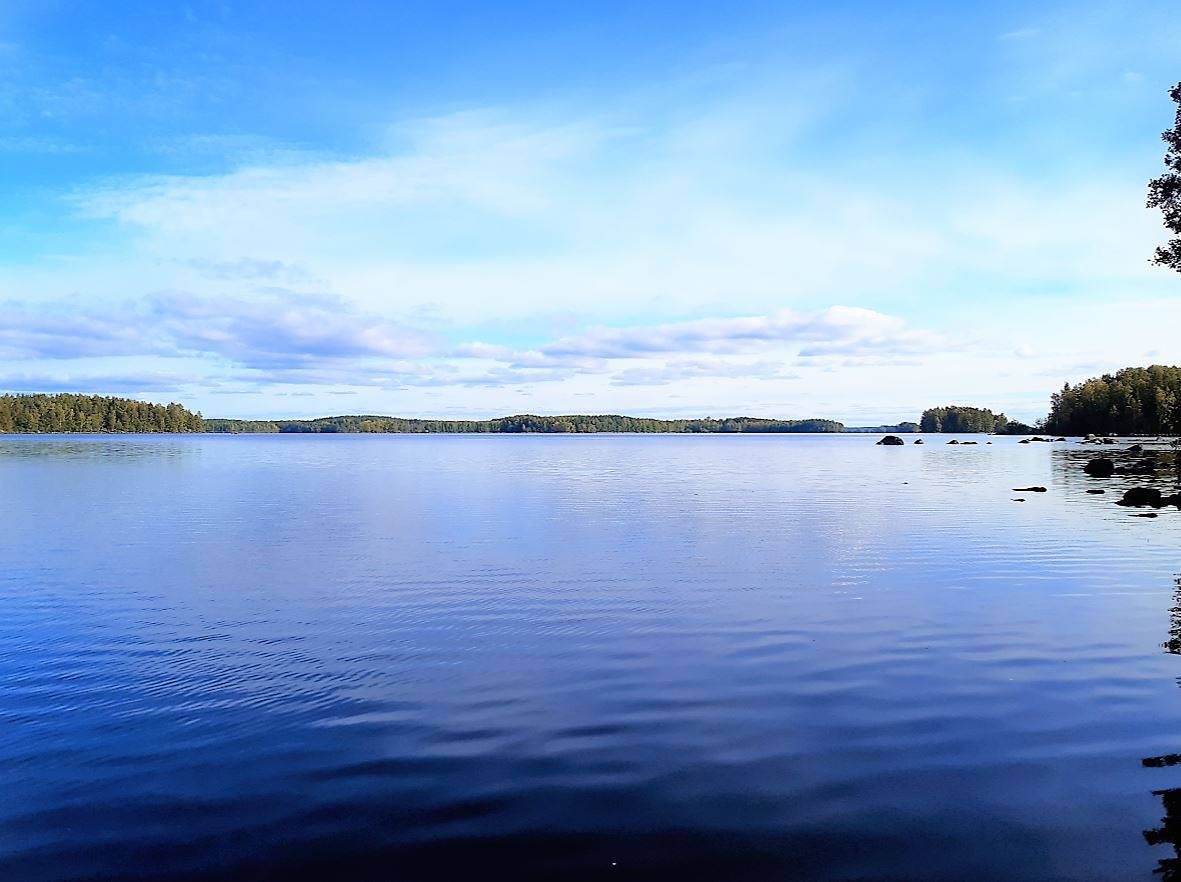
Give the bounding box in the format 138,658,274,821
1083,458,1115,477
1117,487,1162,507
1086,489,1106,494
876,435,905,446
1126,444,1144,454
1013,486,1047,492
1123,458,1157,475
914,438,924,444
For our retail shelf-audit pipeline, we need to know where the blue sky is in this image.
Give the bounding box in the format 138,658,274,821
1,0,1179,422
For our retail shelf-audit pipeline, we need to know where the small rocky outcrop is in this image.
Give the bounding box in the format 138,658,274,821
1013,486,1047,492
1126,444,1144,454
947,439,959,445
914,438,924,444
1118,487,1162,507
1086,489,1106,494
876,435,905,446
1084,458,1116,477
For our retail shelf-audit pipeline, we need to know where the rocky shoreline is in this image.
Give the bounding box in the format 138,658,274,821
876,434,1181,514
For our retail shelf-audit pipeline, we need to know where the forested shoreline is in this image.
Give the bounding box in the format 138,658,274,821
4,365,1181,436
0,394,204,433
1044,367,1181,436
204,415,847,434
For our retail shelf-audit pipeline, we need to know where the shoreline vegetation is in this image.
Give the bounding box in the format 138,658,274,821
203,415,852,434
1,365,1180,436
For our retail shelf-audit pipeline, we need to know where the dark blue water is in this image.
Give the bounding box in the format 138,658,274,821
2,434,1180,881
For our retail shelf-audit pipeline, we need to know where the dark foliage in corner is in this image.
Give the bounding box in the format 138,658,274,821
1148,82,1181,271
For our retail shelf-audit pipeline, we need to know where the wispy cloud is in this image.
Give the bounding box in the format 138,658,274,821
0,371,199,396
148,290,437,368
999,27,1040,40
459,306,944,363
0,290,437,369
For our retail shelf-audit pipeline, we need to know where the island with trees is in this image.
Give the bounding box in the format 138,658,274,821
919,406,1035,436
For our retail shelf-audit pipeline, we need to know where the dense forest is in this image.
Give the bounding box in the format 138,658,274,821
1044,366,1181,436
205,415,847,434
0,394,204,433
921,406,1008,433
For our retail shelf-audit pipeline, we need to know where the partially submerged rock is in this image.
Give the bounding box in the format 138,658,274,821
1013,486,1047,492
1118,487,1162,507
1086,489,1106,494
876,435,905,446
914,438,924,444
1084,458,1116,477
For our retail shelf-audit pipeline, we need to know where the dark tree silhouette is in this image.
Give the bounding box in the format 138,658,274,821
1148,82,1181,271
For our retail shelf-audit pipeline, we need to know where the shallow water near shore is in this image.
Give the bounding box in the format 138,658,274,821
2,433,1181,881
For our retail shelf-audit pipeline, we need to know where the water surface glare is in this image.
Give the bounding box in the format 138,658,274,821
2,433,1181,881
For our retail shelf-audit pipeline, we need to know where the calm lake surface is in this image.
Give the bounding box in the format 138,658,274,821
2,434,1181,881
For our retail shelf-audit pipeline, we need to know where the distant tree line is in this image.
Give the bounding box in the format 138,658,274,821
0,394,204,433
1044,366,1181,436
204,414,847,434
11,369,1181,438
845,422,921,434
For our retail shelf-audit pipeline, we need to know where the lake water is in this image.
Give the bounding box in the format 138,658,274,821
1,433,1180,881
